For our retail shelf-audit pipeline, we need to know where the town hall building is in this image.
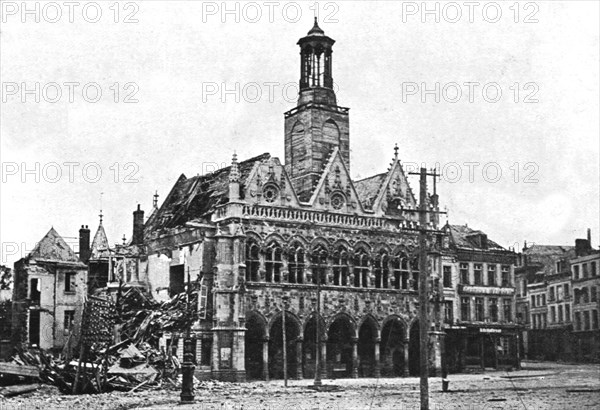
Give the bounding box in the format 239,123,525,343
140,19,446,381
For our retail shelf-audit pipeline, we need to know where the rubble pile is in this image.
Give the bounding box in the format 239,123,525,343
4,339,180,394
1,285,201,395
117,286,199,345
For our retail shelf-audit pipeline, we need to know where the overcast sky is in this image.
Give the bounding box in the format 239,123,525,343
1,1,599,266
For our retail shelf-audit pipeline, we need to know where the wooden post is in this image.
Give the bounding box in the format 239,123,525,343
418,167,430,410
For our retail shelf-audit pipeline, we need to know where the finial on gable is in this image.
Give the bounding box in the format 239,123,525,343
229,152,240,183
153,190,159,208
394,143,399,161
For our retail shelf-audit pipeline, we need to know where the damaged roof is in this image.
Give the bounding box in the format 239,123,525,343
145,153,270,232
522,244,576,274
353,173,386,210
27,227,84,265
447,224,505,251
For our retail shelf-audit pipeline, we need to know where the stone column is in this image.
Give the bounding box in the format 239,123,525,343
461,337,468,372
321,341,327,378
479,335,485,370
374,337,381,378
259,252,266,282
296,338,303,380
403,338,410,376
351,337,359,378
263,338,269,381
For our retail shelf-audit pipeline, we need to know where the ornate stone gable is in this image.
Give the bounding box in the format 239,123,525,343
307,147,364,214
244,157,301,207
372,159,418,217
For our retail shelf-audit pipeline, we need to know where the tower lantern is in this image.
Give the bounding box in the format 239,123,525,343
285,18,349,202
297,17,337,106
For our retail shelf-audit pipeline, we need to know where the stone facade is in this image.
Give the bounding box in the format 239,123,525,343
136,21,446,382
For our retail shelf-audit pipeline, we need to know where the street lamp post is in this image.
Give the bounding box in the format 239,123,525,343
180,272,196,404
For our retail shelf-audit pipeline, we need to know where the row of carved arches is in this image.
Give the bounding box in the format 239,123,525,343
245,234,421,290
245,311,422,380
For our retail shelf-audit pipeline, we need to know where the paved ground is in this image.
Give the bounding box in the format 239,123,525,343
1,362,599,409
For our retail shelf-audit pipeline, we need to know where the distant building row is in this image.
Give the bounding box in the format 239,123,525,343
515,231,600,362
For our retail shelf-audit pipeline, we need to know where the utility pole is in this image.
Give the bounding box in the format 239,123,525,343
408,167,445,410
282,294,288,387
418,167,430,410
314,260,322,387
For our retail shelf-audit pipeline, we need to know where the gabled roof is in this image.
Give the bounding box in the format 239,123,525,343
145,153,270,232
447,224,505,251
27,227,83,264
90,223,111,260
354,173,386,210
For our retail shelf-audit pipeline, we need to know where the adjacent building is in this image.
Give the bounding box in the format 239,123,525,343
515,232,599,362
442,224,519,372
571,246,600,361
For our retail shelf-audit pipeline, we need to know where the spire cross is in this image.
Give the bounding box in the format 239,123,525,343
153,190,159,208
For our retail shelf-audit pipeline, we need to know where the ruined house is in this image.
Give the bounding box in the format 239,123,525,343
11,228,87,351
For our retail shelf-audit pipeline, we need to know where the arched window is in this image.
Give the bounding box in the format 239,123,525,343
392,254,410,290
246,240,260,282
288,243,305,284
410,257,420,291
290,122,306,174
322,119,340,146
333,247,349,286
374,251,389,289
265,242,283,283
311,245,328,285
354,249,370,288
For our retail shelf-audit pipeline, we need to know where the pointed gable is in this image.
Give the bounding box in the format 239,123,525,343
244,156,300,207
308,147,364,213
28,227,81,264
371,160,417,216
90,224,111,259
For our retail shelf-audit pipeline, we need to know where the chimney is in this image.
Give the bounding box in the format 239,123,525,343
587,228,592,247
79,225,91,263
575,238,591,257
132,204,145,245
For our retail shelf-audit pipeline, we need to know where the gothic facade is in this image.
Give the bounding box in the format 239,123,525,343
140,20,445,381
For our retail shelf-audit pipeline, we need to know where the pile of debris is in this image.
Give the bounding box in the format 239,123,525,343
1,284,202,395
116,285,200,345
1,339,180,394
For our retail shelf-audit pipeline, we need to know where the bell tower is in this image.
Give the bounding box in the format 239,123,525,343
284,18,350,202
